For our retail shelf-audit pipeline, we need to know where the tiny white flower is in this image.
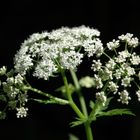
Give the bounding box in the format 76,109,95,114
130,53,140,65
16,107,28,118
33,59,57,80
15,74,24,85
7,77,15,85
72,25,100,38
126,66,135,76
83,38,103,57
96,91,107,106
94,74,103,89
108,81,119,94
118,33,133,42
128,37,139,48
118,90,131,104
107,39,120,50
118,33,139,48
105,59,116,70
121,76,131,87
115,50,131,63
91,60,102,71
60,51,83,70
114,68,124,79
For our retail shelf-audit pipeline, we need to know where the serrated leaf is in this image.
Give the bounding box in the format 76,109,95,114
70,117,87,127
89,97,113,122
97,109,135,117
69,133,79,140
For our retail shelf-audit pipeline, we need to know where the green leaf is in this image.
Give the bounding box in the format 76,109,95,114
69,133,79,140
89,97,113,122
70,117,87,127
97,109,135,117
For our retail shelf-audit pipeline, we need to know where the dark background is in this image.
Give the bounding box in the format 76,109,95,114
0,0,140,140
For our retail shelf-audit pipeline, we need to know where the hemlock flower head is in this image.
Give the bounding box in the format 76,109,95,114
14,26,103,80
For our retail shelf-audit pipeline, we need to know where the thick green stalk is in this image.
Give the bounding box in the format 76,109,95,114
70,69,94,140
85,122,94,140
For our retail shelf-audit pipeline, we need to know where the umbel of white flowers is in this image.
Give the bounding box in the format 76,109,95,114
0,26,140,118
14,26,103,80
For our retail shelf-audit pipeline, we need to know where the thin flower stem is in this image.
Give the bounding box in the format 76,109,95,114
103,52,112,60
61,69,85,119
23,86,69,105
70,69,88,117
70,69,93,140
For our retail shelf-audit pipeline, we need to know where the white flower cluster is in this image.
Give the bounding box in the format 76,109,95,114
96,91,107,106
91,33,140,105
16,107,28,118
1,72,28,117
2,74,24,98
107,39,120,50
14,26,103,80
118,90,131,104
118,33,139,48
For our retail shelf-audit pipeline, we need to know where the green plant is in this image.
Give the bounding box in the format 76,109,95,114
0,26,140,140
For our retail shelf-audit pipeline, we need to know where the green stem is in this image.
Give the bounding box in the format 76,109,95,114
85,122,94,140
70,69,88,117
23,86,69,105
61,69,85,119
70,69,93,140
